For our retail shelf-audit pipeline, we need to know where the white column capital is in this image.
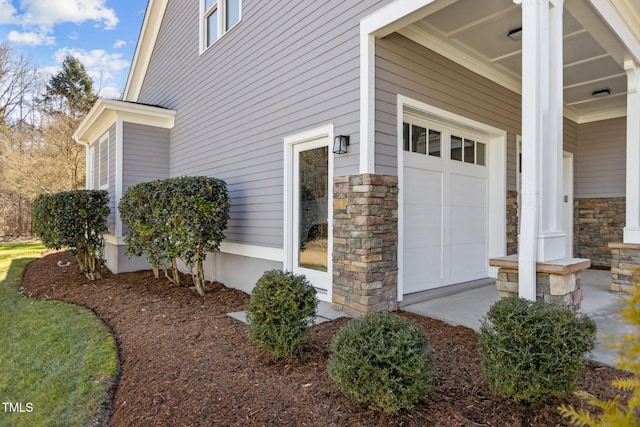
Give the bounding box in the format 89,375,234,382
625,60,639,94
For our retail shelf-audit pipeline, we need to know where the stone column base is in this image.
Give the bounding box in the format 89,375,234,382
489,255,591,309
331,174,398,317
609,242,640,293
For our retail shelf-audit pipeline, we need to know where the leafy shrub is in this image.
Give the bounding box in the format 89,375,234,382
328,312,434,415
479,297,596,403
119,176,230,296
246,270,317,359
559,281,640,426
32,190,109,280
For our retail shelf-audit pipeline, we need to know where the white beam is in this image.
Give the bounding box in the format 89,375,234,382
624,60,640,243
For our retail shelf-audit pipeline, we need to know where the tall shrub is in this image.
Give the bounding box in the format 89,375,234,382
479,297,596,403
119,176,230,296
559,281,640,426
119,181,176,283
32,190,109,280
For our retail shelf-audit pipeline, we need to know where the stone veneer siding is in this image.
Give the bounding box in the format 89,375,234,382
609,242,640,293
496,268,585,308
332,174,398,317
506,190,518,256
575,197,625,268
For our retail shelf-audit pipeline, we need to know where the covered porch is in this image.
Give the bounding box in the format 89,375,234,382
355,0,640,310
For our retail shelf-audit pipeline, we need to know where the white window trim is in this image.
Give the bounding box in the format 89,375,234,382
397,95,506,300
87,145,95,189
98,133,109,190
199,0,242,54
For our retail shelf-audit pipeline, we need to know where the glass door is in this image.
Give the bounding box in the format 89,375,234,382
293,141,330,293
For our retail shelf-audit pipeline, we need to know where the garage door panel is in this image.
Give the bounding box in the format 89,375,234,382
404,247,443,292
450,243,488,283
404,168,443,206
404,210,442,248
450,206,487,244
450,174,487,207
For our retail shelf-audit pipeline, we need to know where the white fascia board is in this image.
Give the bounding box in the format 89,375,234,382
123,0,169,102
361,0,457,37
589,0,640,64
74,99,176,145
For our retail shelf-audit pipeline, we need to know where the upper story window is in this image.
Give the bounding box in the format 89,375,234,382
201,0,241,52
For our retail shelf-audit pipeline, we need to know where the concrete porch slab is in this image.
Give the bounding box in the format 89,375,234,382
402,269,633,368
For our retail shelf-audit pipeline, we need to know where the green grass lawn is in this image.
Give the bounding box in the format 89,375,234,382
0,242,118,427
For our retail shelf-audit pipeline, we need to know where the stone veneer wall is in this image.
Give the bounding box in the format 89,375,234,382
575,197,625,268
496,268,584,308
506,190,518,256
332,174,398,317
609,242,640,293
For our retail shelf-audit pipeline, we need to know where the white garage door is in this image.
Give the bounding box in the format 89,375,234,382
403,118,489,295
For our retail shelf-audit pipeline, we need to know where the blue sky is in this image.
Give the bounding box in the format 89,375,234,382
0,0,147,99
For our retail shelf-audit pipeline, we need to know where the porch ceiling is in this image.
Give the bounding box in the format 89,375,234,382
396,0,640,123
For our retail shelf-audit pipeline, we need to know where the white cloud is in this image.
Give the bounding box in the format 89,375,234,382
0,0,17,25
98,85,123,100
7,30,55,46
55,47,129,73
113,40,126,49
17,0,119,31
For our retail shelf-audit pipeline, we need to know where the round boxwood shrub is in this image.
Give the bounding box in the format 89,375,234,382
328,312,434,415
246,270,317,359
479,297,596,403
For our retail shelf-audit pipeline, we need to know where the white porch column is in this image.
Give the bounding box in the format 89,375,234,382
624,60,640,244
516,0,566,300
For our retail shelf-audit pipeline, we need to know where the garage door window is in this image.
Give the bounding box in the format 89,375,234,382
403,122,441,157
451,134,486,166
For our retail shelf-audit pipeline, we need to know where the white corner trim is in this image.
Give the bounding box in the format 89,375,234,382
115,119,124,238
359,32,376,175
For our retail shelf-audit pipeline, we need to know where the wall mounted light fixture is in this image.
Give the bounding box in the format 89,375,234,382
333,135,350,154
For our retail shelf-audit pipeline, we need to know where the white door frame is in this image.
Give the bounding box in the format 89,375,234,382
284,124,334,302
397,95,506,300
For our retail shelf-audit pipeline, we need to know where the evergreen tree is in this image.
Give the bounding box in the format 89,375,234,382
45,56,98,119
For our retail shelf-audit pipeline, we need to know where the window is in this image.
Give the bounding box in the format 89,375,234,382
450,134,486,166
98,134,109,189
402,122,441,157
202,0,241,51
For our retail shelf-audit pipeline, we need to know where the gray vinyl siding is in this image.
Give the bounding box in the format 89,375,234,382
137,0,392,248
122,122,170,190
576,117,626,198
375,34,522,190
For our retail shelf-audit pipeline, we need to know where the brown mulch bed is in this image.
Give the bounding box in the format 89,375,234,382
22,251,628,426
